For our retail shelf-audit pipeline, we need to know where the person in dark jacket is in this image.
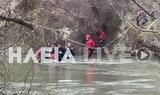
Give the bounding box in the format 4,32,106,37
58,44,66,61
136,11,148,28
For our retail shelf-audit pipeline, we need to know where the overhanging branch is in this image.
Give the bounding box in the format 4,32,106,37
0,15,34,29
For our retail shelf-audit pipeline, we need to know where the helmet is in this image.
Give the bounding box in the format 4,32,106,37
86,34,91,39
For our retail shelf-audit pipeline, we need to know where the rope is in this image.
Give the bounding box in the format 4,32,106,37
34,23,120,49
67,38,86,46
114,26,132,46
103,37,119,47
31,19,121,48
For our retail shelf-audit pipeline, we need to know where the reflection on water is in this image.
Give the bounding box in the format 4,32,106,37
9,62,160,95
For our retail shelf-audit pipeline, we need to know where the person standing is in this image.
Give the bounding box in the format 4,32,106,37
98,29,106,45
66,43,75,57
85,34,96,59
58,44,66,61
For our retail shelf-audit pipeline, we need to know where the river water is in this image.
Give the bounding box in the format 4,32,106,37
6,61,160,95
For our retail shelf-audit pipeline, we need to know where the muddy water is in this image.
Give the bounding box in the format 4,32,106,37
24,62,160,95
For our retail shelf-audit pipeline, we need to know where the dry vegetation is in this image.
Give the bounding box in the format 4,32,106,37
0,0,159,94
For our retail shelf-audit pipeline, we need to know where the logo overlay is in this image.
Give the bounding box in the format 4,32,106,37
136,47,152,62
8,46,158,64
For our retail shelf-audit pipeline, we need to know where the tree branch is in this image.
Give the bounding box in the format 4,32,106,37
131,23,158,33
0,15,34,29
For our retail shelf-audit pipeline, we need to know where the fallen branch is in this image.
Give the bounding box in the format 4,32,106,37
131,23,158,33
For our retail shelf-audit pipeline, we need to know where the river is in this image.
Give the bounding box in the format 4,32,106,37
6,61,160,95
